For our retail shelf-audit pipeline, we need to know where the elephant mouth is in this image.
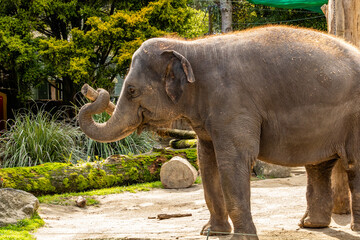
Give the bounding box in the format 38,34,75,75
136,106,147,135
136,106,171,134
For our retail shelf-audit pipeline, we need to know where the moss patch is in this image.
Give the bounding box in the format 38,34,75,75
0,148,198,195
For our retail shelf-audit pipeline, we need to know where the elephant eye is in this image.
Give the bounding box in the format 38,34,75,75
128,86,136,94
127,85,139,98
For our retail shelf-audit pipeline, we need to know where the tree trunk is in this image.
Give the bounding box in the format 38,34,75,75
62,75,76,105
322,0,360,214
331,160,351,214
208,5,213,34
325,0,360,46
220,0,232,33
0,148,198,196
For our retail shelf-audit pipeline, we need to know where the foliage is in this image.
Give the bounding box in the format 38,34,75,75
190,0,326,33
231,1,327,31
0,17,45,104
39,0,206,92
181,8,208,38
0,148,198,195
0,213,44,240
0,108,85,168
0,0,208,104
0,99,157,167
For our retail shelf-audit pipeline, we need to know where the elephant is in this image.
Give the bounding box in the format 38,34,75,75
79,26,360,239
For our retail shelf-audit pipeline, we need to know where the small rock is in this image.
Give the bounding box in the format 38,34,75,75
0,188,39,227
75,196,87,208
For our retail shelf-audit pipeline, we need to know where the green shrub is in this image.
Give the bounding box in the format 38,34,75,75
0,95,158,167
0,108,85,168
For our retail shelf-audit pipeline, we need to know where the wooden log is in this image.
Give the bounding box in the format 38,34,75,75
331,161,351,214
170,139,197,149
253,160,291,178
160,156,198,189
156,128,196,139
0,148,198,196
157,213,192,220
322,1,360,214
81,84,115,116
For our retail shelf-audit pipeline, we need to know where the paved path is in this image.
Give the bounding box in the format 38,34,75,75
35,169,360,240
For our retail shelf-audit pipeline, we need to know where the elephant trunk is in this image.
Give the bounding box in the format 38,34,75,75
78,86,141,143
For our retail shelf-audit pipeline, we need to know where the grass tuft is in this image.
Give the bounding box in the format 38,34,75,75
38,181,164,205
0,213,44,240
0,108,85,167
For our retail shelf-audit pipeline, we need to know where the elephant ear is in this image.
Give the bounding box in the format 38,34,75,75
161,50,195,103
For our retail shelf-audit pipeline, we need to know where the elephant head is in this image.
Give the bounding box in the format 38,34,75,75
78,40,195,142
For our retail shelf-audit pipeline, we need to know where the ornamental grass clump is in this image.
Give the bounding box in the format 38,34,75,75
0,109,85,168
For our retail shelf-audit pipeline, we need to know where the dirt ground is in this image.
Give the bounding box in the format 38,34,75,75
34,168,360,240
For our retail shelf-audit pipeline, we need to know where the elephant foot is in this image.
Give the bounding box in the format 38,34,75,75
200,219,232,236
299,212,330,228
351,222,360,231
229,233,259,240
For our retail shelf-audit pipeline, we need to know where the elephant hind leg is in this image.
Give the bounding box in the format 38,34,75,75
346,165,360,231
299,159,337,228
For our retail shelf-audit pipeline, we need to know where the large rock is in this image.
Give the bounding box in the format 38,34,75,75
160,156,198,189
253,160,291,178
0,188,39,227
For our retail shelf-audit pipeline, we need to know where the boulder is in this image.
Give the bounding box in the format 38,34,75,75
160,156,198,189
0,188,39,227
253,160,291,178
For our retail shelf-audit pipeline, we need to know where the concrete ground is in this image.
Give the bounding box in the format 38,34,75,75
34,168,360,240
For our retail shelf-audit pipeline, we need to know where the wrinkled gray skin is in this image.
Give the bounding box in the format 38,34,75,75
79,26,360,239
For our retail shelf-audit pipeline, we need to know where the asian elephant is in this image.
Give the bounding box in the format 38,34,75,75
78,26,360,239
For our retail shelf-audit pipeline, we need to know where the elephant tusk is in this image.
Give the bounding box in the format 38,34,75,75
81,84,116,116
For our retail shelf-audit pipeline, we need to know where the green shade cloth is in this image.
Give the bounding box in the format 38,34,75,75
248,0,328,13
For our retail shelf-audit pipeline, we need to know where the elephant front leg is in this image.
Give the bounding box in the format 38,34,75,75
198,138,232,236
209,129,260,240
299,159,337,228
215,151,259,240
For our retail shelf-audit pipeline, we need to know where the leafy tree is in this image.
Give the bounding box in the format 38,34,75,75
0,16,45,108
39,0,207,99
190,0,326,34
0,0,207,105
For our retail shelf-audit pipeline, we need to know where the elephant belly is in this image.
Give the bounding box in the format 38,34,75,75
257,107,349,167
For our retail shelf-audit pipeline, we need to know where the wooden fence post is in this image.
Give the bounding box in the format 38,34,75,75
322,0,360,214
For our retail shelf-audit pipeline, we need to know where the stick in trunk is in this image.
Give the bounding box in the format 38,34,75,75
81,84,115,116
